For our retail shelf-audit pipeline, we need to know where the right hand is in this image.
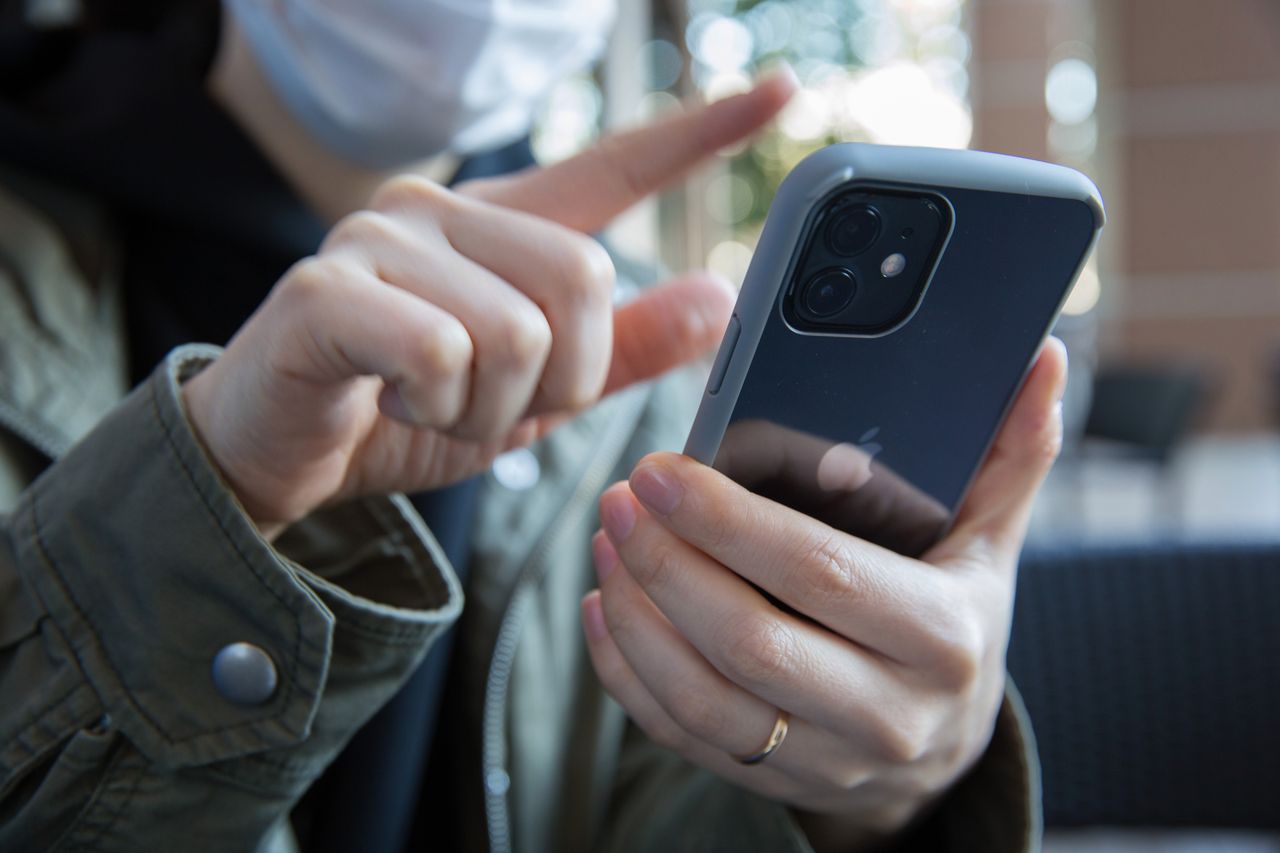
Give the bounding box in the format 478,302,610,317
182,72,797,533
582,340,1068,851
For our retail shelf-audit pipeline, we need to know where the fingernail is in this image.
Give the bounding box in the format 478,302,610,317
592,531,619,583
582,593,609,642
1044,336,1069,403
600,491,636,541
631,465,683,516
379,385,415,423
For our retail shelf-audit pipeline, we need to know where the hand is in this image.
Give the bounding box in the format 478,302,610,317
182,71,797,532
582,339,1068,851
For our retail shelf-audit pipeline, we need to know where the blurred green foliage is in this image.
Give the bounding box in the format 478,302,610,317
688,0,882,235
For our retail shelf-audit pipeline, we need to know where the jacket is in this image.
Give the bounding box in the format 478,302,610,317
0,170,1042,851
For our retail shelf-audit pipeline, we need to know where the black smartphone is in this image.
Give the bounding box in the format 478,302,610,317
684,143,1104,556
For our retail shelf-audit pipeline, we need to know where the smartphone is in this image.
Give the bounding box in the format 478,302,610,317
684,143,1104,556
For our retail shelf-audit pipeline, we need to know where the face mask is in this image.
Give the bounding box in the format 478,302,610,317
223,0,616,168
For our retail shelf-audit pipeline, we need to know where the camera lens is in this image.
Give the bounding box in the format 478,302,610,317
800,269,856,318
826,205,881,256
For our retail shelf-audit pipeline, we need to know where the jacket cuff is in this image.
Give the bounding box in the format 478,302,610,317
916,681,1041,853
10,345,461,769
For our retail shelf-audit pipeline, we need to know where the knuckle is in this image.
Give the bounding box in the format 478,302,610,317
327,210,400,250
600,589,642,642
928,616,985,692
495,305,553,367
721,616,798,688
666,686,726,741
692,479,740,553
410,318,473,380
820,763,873,792
626,541,681,591
554,378,604,415
794,533,863,606
275,257,343,310
555,236,616,307
597,134,649,201
371,173,451,213
872,710,932,765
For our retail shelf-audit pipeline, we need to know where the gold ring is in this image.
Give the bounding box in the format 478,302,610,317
735,710,790,765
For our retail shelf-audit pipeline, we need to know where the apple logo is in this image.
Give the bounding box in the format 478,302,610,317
816,427,883,492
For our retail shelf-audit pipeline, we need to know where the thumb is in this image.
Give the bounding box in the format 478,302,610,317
603,272,736,395
928,337,1069,567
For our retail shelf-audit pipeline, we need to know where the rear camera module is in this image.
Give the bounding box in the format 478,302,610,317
800,268,857,318
826,205,881,257
784,188,950,335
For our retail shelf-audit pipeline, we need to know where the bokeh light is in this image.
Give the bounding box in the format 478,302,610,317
690,15,755,72
1045,57,1098,125
706,173,757,225
707,240,756,285
526,0,975,272
642,39,685,90
842,62,972,148
1062,257,1101,316
531,73,602,163
690,0,974,272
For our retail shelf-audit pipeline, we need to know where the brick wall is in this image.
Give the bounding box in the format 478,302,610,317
970,0,1280,431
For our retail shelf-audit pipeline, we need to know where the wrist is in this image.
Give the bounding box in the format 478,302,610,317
180,364,289,541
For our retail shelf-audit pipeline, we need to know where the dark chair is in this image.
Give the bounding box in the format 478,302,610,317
1009,540,1280,829
1051,365,1212,529
1082,366,1211,465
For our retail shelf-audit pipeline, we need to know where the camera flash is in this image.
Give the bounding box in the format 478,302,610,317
880,252,906,278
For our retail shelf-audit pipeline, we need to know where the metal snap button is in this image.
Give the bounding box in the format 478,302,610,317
211,642,278,706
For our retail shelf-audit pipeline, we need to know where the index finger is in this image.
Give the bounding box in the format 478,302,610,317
714,419,951,558
623,452,953,661
461,67,798,233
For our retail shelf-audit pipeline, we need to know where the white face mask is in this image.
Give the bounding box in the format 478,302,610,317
223,0,617,168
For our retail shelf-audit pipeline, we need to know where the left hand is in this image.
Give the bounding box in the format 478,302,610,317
582,339,1067,850
182,73,795,533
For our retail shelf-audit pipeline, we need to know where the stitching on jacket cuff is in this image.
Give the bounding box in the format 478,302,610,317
13,346,333,767
12,344,464,778
277,494,463,645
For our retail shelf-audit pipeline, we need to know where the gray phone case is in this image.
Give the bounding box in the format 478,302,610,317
684,143,1105,555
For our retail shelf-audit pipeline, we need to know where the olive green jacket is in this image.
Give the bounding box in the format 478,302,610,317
0,176,1041,851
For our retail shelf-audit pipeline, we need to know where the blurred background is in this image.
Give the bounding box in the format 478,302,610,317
534,1,1280,850
533,0,1280,546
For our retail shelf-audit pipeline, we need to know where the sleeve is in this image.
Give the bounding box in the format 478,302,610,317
0,345,463,851
597,687,1039,853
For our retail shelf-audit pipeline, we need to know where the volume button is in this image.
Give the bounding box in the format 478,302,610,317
707,314,741,396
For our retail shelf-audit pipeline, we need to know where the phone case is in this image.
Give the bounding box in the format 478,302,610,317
684,143,1105,555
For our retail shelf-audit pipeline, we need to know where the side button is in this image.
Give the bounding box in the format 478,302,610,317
707,314,741,396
